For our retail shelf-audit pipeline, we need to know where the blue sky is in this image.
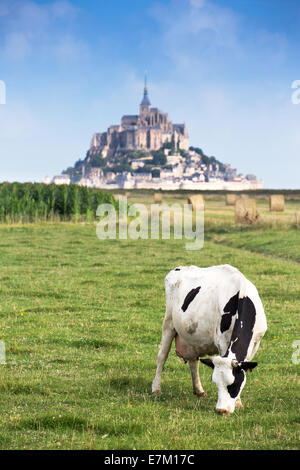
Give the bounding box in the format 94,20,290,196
0,0,300,188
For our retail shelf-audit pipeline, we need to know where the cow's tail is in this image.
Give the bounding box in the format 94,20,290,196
238,273,248,300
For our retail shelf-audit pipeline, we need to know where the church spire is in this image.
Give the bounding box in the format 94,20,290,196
140,72,151,107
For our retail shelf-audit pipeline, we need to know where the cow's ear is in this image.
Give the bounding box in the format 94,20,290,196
200,358,214,369
240,361,258,372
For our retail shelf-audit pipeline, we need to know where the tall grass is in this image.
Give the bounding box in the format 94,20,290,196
0,182,117,224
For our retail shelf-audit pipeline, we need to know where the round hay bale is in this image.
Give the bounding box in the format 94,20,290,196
154,193,163,203
187,194,205,211
269,195,285,212
235,198,258,224
226,194,237,206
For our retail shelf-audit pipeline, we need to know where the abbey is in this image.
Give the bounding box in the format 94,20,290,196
88,79,189,158
52,78,262,190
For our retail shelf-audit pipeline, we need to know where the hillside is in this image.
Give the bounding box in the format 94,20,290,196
62,144,229,184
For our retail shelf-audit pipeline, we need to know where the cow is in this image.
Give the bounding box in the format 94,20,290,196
152,264,267,415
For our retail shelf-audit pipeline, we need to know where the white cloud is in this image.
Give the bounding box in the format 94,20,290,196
146,0,298,188
0,101,36,139
3,32,31,60
150,0,240,72
53,35,90,62
51,1,80,19
190,0,206,8
0,0,87,62
0,0,298,188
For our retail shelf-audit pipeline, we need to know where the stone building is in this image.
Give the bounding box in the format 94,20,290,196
88,79,189,158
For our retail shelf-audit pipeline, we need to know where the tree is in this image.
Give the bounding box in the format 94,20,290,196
89,155,106,168
151,169,160,178
151,150,167,166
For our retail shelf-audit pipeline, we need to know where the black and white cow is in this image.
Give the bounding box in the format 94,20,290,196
152,265,267,415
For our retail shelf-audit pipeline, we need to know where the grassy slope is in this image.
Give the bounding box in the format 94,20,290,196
210,230,300,262
0,223,299,450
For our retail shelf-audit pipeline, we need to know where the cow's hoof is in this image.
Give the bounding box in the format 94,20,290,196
216,408,231,416
152,388,161,395
235,398,243,409
194,390,207,398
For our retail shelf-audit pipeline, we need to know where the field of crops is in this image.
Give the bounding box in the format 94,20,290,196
0,182,117,223
0,192,299,449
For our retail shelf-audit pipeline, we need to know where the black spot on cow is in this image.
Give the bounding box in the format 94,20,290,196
181,286,201,312
187,321,198,335
220,291,239,333
227,361,257,398
175,268,181,271
240,361,258,371
200,358,214,369
225,296,257,362
227,368,245,398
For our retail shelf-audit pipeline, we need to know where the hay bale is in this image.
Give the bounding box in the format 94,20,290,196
226,194,237,206
154,193,163,203
187,194,205,211
235,198,258,224
269,195,285,212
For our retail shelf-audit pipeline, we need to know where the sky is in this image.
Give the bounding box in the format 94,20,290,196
0,0,300,188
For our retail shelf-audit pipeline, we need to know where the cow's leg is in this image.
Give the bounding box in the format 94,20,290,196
152,317,176,394
235,397,243,409
188,359,207,397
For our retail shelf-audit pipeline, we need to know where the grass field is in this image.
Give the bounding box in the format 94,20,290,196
0,194,299,449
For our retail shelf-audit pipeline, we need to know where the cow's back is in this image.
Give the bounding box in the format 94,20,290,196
165,265,244,356
165,264,266,360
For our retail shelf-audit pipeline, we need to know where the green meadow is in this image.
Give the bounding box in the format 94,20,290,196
0,194,299,449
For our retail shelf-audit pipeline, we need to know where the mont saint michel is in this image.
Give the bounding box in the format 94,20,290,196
89,77,189,156
50,80,263,191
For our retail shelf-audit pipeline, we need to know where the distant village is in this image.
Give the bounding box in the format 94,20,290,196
45,79,263,191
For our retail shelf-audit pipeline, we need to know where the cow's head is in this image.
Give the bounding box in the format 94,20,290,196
200,356,257,415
